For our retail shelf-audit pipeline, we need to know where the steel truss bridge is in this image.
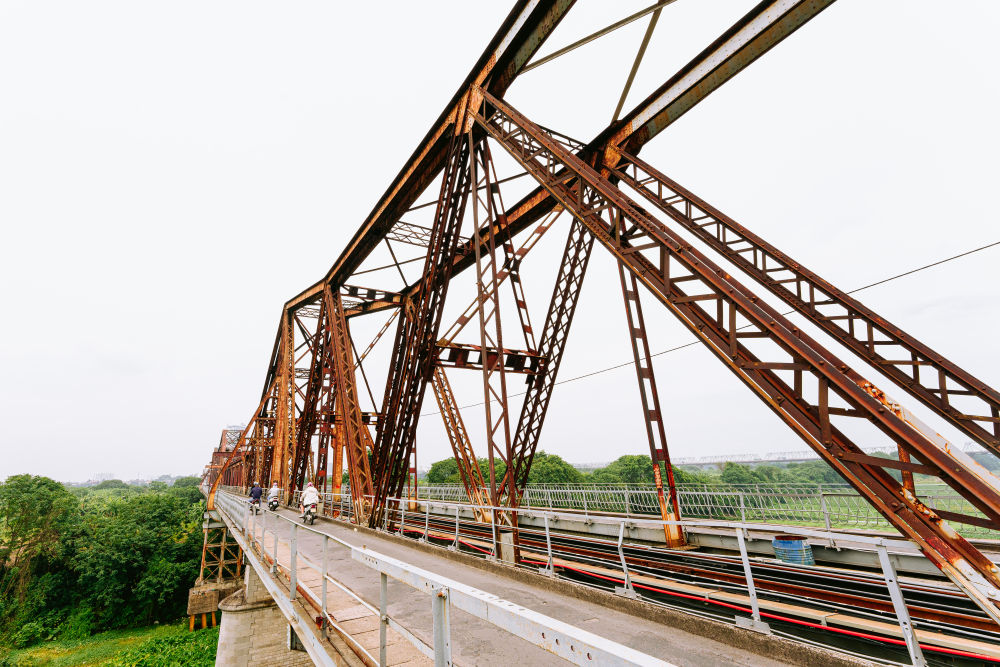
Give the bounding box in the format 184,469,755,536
203,0,1000,654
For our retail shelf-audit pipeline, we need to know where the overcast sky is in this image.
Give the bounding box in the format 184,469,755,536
2,1,998,483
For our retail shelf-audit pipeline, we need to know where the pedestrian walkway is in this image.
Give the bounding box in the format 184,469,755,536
252,505,803,667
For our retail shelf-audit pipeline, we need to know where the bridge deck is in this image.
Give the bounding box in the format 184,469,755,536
260,505,804,666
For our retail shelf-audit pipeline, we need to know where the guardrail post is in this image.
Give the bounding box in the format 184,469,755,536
819,492,835,547
877,546,926,666
290,523,298,600
450,507,460,551
380,573,388,667
735,528,770,634
432,586,452,667
546,488,553,509
321,536,329,638
614,521,637,598
624,490,631,516
272,529,278,574
738,491,746,523
542,515,554,576
384,502,390,531
422,502,430,542
399,501,407,536
489,510,498,561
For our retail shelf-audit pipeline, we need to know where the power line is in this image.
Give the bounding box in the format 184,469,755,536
422,239,1000,416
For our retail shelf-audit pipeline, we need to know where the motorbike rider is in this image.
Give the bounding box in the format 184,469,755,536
249,482,263,506
267,482,280,505
299,482,320,517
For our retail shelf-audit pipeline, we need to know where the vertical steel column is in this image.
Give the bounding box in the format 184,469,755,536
617,260,684,547
468,135,514,511
325,286,375,523
371,133,472,526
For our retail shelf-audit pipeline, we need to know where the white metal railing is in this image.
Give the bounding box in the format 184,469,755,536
215,490,671,667
412,483,999,538
220,482,997,539
224,485,947,666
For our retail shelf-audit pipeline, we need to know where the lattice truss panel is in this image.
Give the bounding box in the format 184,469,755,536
203,1,1000,623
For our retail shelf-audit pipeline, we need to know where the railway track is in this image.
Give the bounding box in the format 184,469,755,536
351,508,1000,665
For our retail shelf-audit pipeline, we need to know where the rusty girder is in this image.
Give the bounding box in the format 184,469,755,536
617,261,684,547
323,285,374,521
203,2,1000,633
474,89,1000,622
370,134,473,526
610,150,1000,453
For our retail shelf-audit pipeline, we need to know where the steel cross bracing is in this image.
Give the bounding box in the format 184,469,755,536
472,88,1000,621
202,0,1000,626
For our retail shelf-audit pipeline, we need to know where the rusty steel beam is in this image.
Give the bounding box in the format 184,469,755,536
617,261,684,547
370,135,473,526
281,1,575,314
445,0,839,292
611,151,1000,453
323,285,374,522
436,343,543,376
505,218,594,500
468,136,516,505
474,89,1000,623
431,366,490,519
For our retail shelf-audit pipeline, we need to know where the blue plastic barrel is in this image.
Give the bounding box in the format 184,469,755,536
771,534,815,565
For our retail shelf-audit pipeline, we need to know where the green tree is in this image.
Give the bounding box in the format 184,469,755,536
71,494,203,629
526,452,582,484
426,458,461,484
589,455,656,484
173,476,201,488
719,462,756,486
477,458,507,486
0,475,77,603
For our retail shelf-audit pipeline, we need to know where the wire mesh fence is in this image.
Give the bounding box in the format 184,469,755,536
415,483,999,538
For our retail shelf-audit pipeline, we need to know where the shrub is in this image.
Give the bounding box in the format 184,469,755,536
108,626,218,667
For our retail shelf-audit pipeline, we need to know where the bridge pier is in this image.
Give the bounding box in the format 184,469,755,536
216,563,313,667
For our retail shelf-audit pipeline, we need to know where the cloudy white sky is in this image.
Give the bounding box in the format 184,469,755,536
1,1,998,483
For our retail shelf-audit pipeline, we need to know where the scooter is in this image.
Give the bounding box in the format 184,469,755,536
302,503,317,525
248,497,261,515
267,497,279,512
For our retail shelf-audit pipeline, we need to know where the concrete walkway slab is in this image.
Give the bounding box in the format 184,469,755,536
258,507,805,667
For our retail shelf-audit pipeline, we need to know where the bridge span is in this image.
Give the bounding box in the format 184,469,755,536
207,489,864,666
199,0,1000,664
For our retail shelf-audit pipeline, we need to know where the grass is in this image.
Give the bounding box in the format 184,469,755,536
0,622,217,667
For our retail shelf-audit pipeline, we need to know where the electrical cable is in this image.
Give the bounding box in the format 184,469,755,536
422,239,1000,416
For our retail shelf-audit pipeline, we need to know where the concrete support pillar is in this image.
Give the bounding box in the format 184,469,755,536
215,565,312,667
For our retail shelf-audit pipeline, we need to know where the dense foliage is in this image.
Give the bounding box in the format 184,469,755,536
425,451,582,485
0,476,205,650
423,453,853,488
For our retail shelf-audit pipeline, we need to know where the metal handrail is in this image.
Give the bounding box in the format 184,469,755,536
215,490,672,667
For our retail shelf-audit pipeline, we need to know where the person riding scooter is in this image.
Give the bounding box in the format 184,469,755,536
267,482,280,511
248,482,263,513
299,482,320,518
